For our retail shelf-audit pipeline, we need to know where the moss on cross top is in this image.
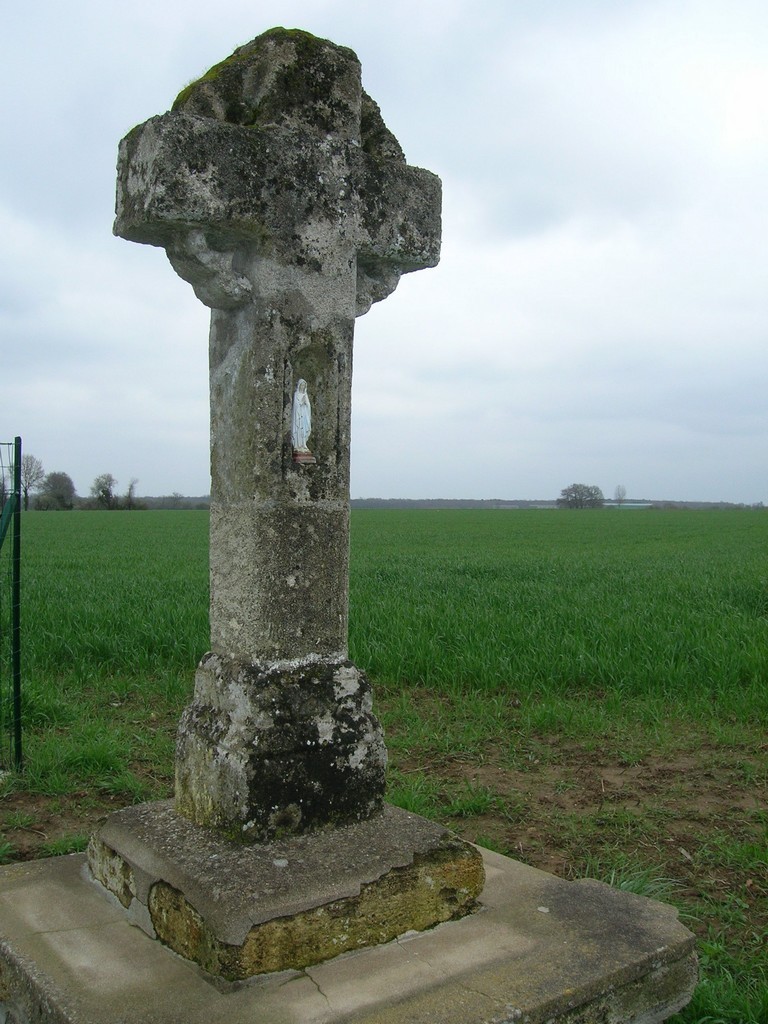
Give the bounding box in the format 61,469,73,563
171,27,360,134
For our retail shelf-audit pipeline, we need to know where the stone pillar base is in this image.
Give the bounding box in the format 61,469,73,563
87,801,485,980
175,653,387,842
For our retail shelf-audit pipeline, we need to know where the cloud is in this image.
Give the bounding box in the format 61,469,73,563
1,0,767,503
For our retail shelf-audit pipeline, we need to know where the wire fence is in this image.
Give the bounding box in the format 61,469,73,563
0,436,22,772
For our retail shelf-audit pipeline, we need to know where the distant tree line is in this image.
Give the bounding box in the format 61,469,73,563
351,497,558,510
18,456,209,511
16,456,766,512
30,468,145,511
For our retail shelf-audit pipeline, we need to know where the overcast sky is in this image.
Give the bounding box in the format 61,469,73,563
2,0,767,502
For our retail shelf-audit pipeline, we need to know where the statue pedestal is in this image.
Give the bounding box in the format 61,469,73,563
291,450,317,465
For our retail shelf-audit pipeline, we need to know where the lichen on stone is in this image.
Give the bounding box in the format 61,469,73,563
175,653,387,842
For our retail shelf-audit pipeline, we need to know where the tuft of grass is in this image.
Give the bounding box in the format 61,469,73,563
696,832,768,873
2,810,35,830
0,841,16,864
386,770,444,817
387,772,506,823
23,726,127,795
97,771,155,803
475,835,510,856
39,835,90,858
442,782,501,818
672,940,768,1024
575,855,681,902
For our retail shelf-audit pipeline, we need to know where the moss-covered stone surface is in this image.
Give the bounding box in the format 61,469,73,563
148,836,483,978
175,654,387,841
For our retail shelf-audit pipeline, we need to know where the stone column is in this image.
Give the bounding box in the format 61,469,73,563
113,28,441,841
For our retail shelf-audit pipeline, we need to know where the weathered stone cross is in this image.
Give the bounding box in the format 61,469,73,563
115,28,441,841
82,33,695,1004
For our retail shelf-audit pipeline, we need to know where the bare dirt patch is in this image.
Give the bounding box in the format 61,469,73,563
0,791,130,859
416,740,767,950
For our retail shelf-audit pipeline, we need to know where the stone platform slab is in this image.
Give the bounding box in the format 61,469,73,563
0,846,696,1024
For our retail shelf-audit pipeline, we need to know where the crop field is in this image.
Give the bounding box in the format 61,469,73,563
1,508,766,1022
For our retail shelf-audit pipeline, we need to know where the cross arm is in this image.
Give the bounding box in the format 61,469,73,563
353,153,441,315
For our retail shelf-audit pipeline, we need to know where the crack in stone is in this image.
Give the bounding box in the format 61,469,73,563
303,968,331,1006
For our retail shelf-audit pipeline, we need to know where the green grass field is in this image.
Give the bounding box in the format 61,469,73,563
351,509,768,708
1,508,766,1022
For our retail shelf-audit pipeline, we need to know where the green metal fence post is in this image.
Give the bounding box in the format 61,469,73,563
12,436,21,769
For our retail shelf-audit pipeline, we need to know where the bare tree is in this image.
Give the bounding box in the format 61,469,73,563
91,473,118,510
614,484,627,506
21,454,45,511
124,478,139,510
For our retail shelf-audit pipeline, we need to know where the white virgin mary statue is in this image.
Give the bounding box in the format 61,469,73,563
291,379,312,453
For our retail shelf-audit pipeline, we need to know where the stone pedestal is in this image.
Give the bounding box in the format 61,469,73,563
87,802,484,980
